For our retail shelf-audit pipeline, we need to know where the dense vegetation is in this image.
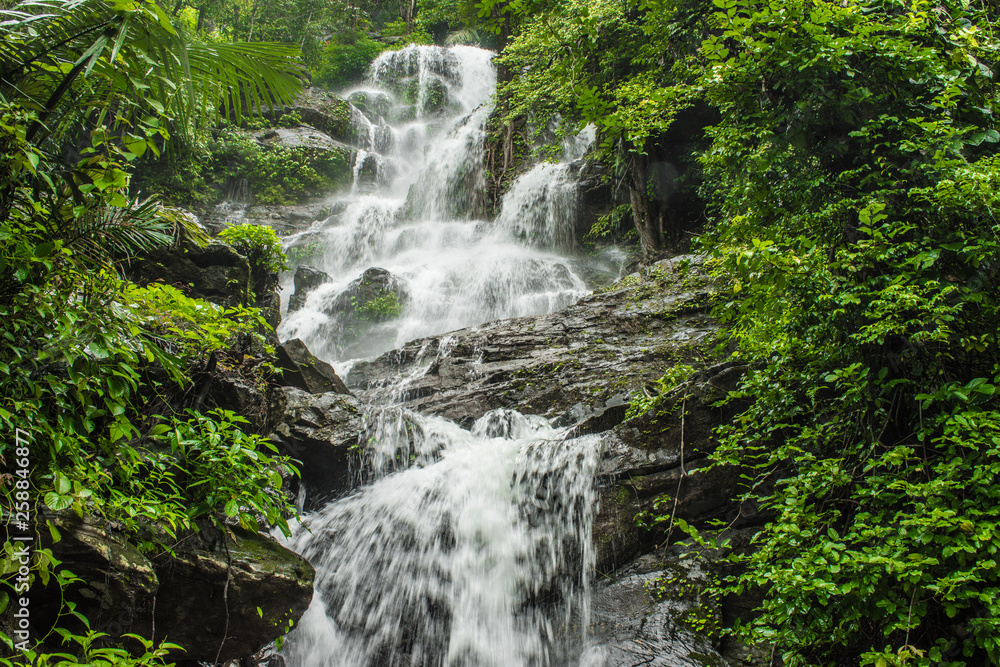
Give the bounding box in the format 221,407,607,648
3,0,998,664
486,0,1000,664
0,0,305,662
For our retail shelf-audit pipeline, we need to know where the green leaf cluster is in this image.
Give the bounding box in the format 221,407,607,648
497,0,1000,663
0,2,306,662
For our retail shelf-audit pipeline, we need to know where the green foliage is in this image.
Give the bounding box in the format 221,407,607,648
219,222,289,298
671,0,1000,664
0,4,304,662
382,19,435,44
219,224,289,276
499,0,1000,662
496,0,645,152
0,0,304,152
584,203,634,246
353,291,403,321
209,127,352,205
312,32,386,89
417,0,479,41
625,364,695,421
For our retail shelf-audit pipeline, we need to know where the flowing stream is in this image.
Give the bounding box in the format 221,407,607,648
277,45,614,666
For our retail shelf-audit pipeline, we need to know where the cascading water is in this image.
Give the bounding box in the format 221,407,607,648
277,44,613,666
277,45,615,362
281,410,602,667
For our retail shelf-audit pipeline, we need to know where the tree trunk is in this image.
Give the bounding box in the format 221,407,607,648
628,152,663,260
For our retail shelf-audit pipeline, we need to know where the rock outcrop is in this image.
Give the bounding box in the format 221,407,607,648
128,233,250,307
588,362,754,573
348,255,715,427
36,514,314,663
287,264,332,313
275,338,351,395
268,386,365,509
316,266,410,360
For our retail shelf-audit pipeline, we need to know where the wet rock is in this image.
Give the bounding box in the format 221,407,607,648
127,229,250,307
36,515,313,664
33,513,158,642
348,90,393,123
199,201,347,236
287,265,331,314
590,362,755,573
288,90,357,146
583,552,727,667
255,283,283,345
318,267,410,360
139,526,314,663
209,371,272,433
256,126,354,155
348,255,715,427
268,386,365,509
354,152,398,192
275,338,351,395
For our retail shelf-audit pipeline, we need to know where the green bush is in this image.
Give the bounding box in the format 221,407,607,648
312,32,385,89
218,223,289,296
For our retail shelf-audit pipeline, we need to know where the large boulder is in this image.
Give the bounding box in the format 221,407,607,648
268,386,365,509
584,552,726,667
128,232,250,307
317,267,410,360
288,91,358,146
35,515,313,663
589,362,755,573
275,338,351,395
32,513,158,641
140,525,314,663
287,265,331,313
348,255,716,428
256,126,355,155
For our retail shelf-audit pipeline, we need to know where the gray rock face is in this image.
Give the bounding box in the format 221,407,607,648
287,265,331,313
34,513,158,640
348,256,716,427
318,267,410,360
268,386,365,509
288,90,357,146
128,235,250,307
256,126,355,154
584,552,726,667
589,362,754,574
140,525,314,662
38,515,314,663
275,338,351,395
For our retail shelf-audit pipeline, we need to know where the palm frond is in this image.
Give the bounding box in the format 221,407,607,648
63,196,174,268
0,0,305,146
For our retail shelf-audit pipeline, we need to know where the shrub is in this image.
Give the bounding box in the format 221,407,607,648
218,223,289,296
312,32,384,89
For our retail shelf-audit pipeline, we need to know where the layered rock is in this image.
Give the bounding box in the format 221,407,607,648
287,265,331,313
275,338,351,395
315,266,410,360
128,232,250,307
348,255,715,427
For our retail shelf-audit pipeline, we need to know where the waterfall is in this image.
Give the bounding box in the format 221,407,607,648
281,409,601,667
278,45,611,362
277,45,612,666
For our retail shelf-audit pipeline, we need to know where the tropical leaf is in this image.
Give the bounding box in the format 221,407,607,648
0,0,305,147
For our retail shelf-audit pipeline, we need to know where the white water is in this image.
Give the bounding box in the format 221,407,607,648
277,45,613,667
277,45,614,362
281,409,601,667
